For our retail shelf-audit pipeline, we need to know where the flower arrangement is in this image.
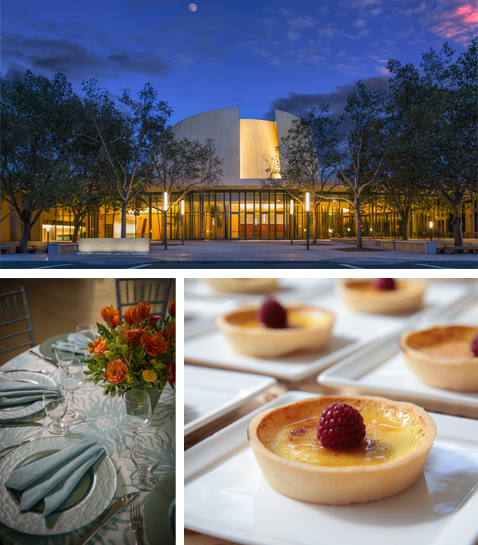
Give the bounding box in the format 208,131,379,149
85,300,176,398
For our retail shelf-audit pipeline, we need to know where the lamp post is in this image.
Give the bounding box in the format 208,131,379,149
306,192,310,250
429,221,433,242
163,191,168,250
181,199,185,245
46,225,52,251
290,199,294,245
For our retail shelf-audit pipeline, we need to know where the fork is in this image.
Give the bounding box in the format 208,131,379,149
0,430,43,455
129,497,143,545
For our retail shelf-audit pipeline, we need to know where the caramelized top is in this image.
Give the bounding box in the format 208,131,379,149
257,398,430,467
241,309,329,329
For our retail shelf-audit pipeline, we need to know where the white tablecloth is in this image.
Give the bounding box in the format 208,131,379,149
0,346,176,545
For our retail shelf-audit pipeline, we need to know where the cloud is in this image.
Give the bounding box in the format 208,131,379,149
354,19,368,28
1,33,170,83
265,75,391,120
424,1,477,45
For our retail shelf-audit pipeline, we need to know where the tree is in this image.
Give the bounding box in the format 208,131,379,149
388,39,478,246
262,117,339,244
305,83,388,248
150,128,223,207
83,81,172,238
0,71,83,252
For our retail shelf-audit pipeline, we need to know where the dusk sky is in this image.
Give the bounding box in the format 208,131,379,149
2,0,476,124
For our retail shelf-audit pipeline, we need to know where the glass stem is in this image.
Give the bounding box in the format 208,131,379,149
70,392,76,417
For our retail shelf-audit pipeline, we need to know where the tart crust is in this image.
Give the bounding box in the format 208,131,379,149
204,278,278,294
248,395,436,505
217,305,334,358
400,325,478,391
336,279,427,314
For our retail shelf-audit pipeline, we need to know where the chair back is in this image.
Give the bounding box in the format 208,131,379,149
0,287,36,356
116,279,173,318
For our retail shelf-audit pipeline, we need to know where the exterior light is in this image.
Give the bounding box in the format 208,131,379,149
290,199,294,215
181,199,185,245
305,193,310,250
163,192,168,250
181,200,185,215
347,228,351,231
305,192,310,212
164,192,168,210
429,221,433,228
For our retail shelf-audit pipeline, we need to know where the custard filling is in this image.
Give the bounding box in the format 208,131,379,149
346,280,409,293
259,409,424,467
420,340,474,358
241,310,329,329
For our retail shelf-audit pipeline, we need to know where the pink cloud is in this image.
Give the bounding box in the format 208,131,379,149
430,2,477,45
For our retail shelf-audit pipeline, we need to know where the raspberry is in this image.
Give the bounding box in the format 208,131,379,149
471,332,478,357
373,278,396,291
257,297,287,329
317,403,366,449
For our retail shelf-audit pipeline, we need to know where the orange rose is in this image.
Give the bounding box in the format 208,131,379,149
166,363,175,386
168,300,176,317
166,322,175,340
103,358,128,384
88,335,102,353
124,328,142,345
143,331,170,357
136,301,151,319
93,338,107,355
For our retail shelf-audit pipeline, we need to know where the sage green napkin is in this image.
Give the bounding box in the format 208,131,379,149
5,438,96,490
0,377,59,407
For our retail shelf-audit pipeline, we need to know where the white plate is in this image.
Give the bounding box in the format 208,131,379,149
185,391,478,545
318,316,478,419
184,281,470,381
0,372,56,421
0,436,116,535
185,366,276,436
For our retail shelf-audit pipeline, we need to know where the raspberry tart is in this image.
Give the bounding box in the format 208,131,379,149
217,298,334,358
248,395,436,504
204,278,278,294
400,325,478,391
336,278,427,314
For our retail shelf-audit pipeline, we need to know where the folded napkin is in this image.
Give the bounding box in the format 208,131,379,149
5,438,105,517
52,338,85,356
0,378,59,407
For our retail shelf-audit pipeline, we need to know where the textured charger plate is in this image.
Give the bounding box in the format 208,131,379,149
144,473,175,545
0,436,116,535
0,372,56,421
185,391,478,545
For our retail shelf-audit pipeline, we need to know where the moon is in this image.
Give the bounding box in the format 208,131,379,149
189,3,197,11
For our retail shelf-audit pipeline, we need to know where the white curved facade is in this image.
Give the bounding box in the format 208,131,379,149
172,107,298,187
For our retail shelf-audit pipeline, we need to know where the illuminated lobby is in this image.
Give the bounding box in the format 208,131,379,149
1,107,476,244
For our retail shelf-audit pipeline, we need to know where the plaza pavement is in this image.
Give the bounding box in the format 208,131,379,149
0,239,476,269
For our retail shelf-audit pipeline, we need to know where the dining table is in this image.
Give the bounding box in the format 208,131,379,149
184,278,478,545
0,343,176,545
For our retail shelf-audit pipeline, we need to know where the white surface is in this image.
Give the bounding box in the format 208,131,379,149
0,372,56,421
0,436,116,535
184,391,478,545
184,281,471,381
185,366,276,436
318,305,478,418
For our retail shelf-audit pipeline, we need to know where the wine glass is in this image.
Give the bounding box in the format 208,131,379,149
58,358,86,424
130,430,164,490
75,323,96,360
119,390,152,469
54,341,75,368
43,389,69,435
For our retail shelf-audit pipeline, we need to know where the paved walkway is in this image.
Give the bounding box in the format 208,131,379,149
0,240,476,269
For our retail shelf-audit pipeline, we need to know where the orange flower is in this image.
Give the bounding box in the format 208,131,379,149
166,363,175,385
91,337,107,355
124,328,142,345
166,322,175,340
111,310,120,329
103,358,128,384
124,306,136,325
100,305,117,325
136,301,151,319
143,331,170,357
168,300,176,317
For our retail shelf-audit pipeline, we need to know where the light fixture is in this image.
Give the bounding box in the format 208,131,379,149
305,192,310,212
290,199,294,215
164,192,168,210
181,200,185,215
429,221,433,228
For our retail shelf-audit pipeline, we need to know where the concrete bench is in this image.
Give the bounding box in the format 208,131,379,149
78,238,150,254
48,243,79,254
443,245,478,254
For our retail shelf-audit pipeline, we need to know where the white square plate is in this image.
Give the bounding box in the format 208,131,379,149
185,365,276,436
185,391,478,545
318,301,478,418
184,281,470,381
